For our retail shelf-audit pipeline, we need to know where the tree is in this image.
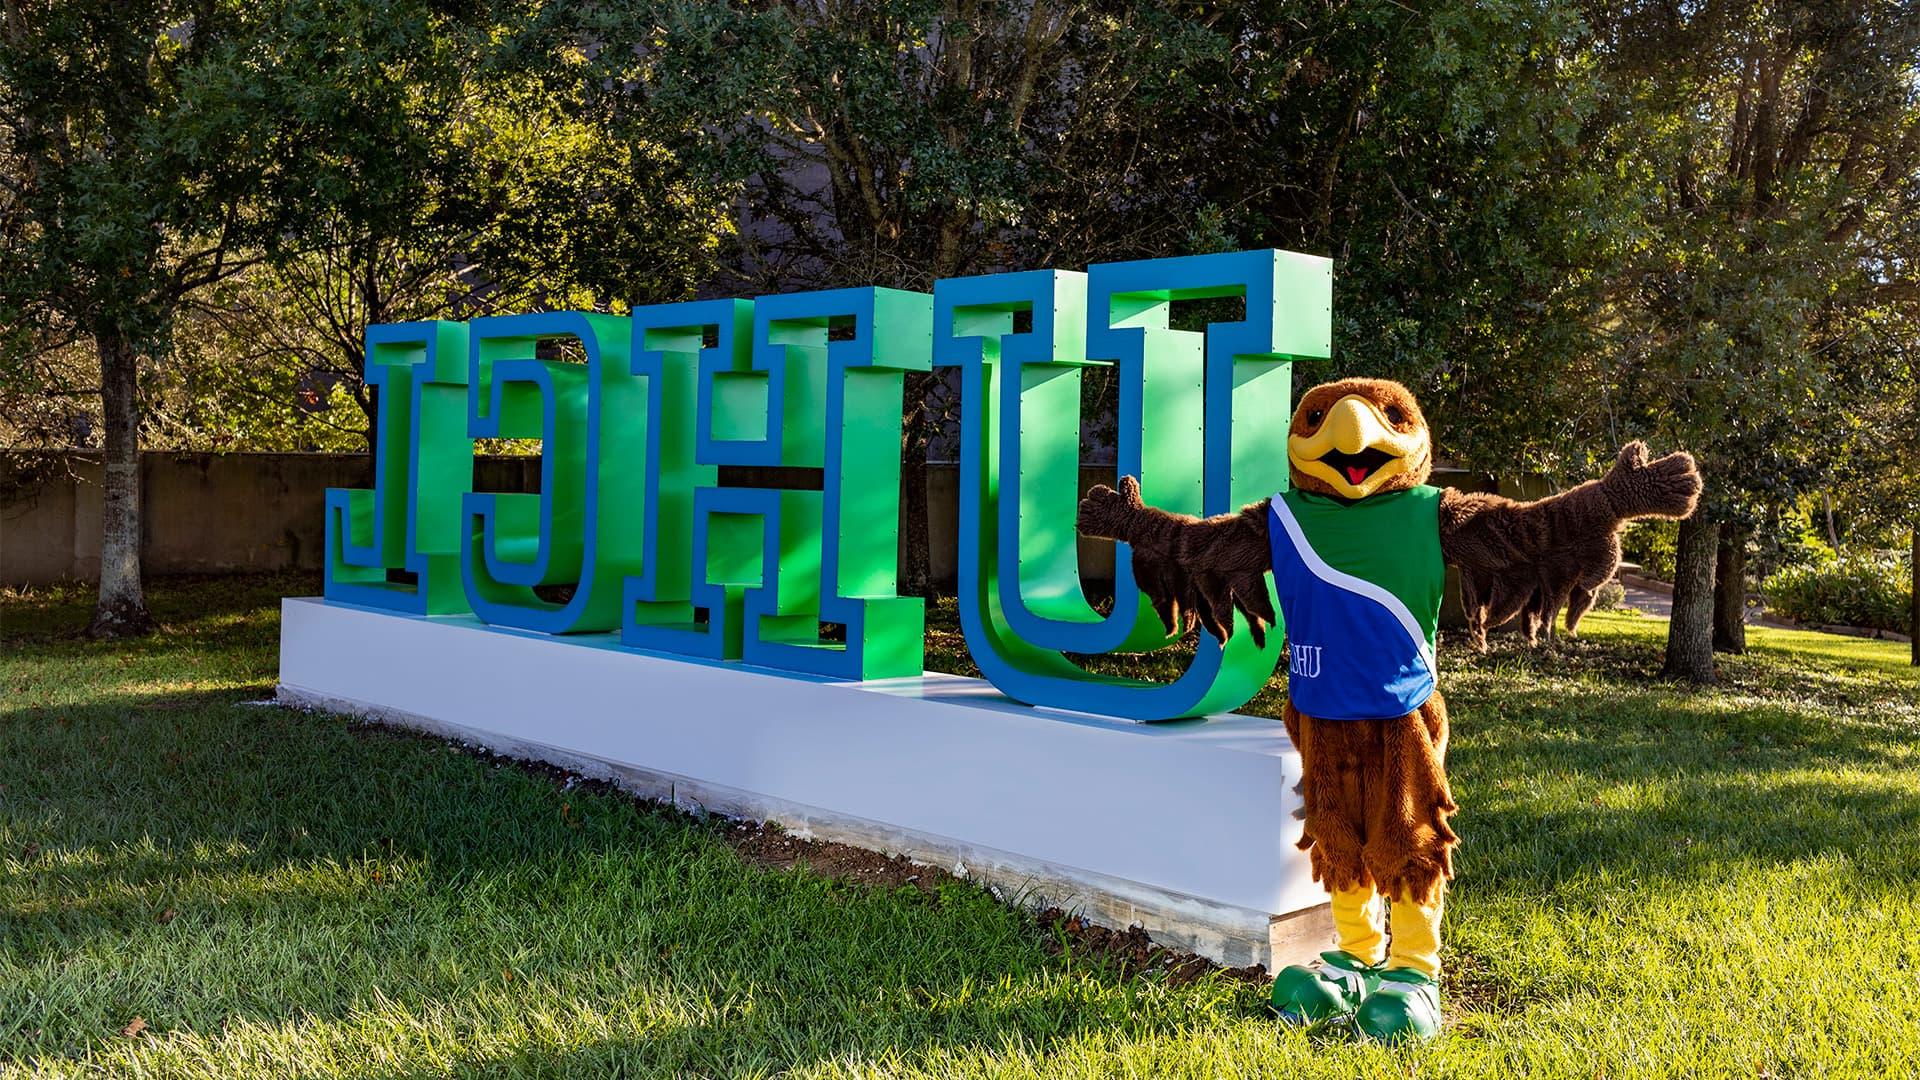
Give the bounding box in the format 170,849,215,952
1579,0,1920,679
1,0,476,635
576,0,1243,294
565,0,1250,593
1825,316,1920,663
168,71,730,455
1193,0,1641,478
574,0,1667,594
1665,509,1723,681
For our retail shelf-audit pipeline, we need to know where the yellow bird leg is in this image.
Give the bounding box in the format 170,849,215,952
1331,883,1387,965
1387,887,1445,978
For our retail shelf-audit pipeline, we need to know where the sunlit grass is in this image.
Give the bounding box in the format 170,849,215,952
3,576,1917,1077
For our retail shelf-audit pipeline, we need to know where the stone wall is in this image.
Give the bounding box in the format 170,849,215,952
2,453,536,586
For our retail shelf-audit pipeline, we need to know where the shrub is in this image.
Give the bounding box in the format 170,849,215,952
1761,554,1913,633
1591,580,1627,612
1621,520,1678,581
1756,514,1836,578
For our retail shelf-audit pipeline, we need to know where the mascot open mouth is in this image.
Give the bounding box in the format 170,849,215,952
1315,447,1396,486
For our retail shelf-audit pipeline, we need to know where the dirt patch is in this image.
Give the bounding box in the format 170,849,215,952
1035,908,1267,986
723,819,939,897
1432,942,1545,1032
723,819,1266,986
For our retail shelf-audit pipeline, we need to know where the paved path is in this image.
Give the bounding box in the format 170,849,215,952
1619,580,1672,618
1618,578,1795,628
1617,576,1911,643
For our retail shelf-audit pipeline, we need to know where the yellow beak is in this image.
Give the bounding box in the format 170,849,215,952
1287,394,1426,498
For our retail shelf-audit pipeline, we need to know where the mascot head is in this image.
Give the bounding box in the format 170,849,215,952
1287,377,1433,499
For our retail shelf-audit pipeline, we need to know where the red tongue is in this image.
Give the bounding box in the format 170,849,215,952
1346,465,1369,484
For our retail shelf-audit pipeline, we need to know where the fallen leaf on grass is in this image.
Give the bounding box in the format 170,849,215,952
120,1017,147,1038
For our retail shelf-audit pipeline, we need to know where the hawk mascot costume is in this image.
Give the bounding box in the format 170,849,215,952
1076,378,1701,1042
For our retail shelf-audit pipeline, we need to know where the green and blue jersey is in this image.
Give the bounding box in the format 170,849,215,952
1267,486,1446,720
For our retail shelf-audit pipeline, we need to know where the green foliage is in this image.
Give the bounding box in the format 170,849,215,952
0,335,96,450
13,0,1912,482
1750,502,1841,580
142,342,371,453
1621,520,1678,581
0,0,468,350
1580,2,1920,520
568,0,1247,289
1590,579,1626,612
156,57,732,452
1212,0,1638,476
1762,553,1914,633
1,0,732,455
565,0,1920,508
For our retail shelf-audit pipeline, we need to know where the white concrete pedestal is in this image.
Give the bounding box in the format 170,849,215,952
276,597,1331,968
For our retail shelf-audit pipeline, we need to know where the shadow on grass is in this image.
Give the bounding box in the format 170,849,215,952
5,581,1916,1072
1445,666,1920,895
4,681,1238,1070
1,571,320,646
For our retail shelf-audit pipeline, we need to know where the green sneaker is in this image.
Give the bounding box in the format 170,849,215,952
1354,967,1442,1043
1268,950,1380,1026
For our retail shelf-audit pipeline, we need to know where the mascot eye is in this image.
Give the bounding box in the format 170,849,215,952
1385,405,1406,425
1307,409,1324,425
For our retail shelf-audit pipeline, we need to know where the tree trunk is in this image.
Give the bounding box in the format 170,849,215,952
1910,526,1917,667
899,445,930,599
86,323,157,638
1712,523,1748,653
896,370,935,600
360,380,380,488
1663,508,1719,683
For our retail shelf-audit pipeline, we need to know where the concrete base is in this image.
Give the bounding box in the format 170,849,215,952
277,596,1334,969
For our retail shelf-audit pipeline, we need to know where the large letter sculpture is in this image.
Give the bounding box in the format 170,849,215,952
620,299,755,659
461,312,639,633
685,287,933,680
320,250,1329,721
324,321,474,614
937,250,1331,719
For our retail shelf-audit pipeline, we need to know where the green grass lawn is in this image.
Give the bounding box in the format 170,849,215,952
4,577,1918,1078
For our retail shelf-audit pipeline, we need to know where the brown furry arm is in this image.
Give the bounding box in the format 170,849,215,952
1440,442,1702,643
1076,476,1277,646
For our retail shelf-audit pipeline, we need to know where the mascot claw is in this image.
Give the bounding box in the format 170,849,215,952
1076,478,1143,544
1603,442,1702,521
